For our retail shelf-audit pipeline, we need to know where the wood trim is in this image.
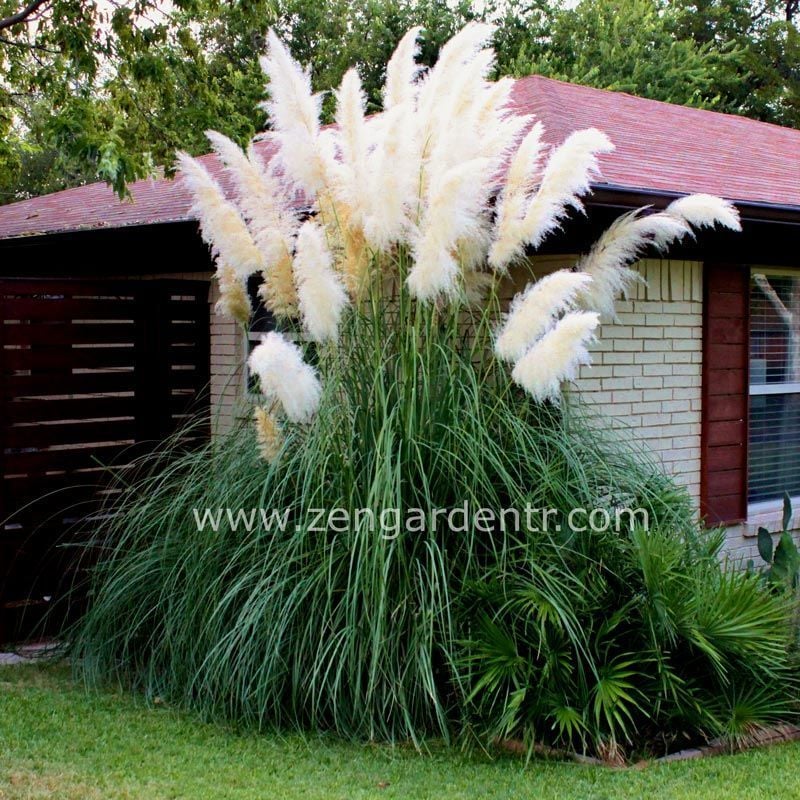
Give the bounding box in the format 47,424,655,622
700,263,750,525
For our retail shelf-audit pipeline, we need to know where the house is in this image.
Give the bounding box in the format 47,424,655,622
0,75,799,628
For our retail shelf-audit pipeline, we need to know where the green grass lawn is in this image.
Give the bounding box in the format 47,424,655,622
1,663,799,800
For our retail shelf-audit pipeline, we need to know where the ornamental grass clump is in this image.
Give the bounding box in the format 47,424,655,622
73,25,797,759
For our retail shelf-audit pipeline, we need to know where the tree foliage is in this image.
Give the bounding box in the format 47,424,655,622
0,0,796,203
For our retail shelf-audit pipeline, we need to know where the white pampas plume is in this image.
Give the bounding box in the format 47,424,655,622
576,208,693,317
416,22,495,152
665,193,742,232
293,220,349,342
362,102,418,249
489,121,546,270
420,33,500,176
418,22,495,112
336,69,368,167
205,131,294,268
432,46,495,135
384,26,422,109
578,195,740,317
493,129,613,270
408,157,490,301
260,30,328,194
333,68,370,222
474,78,528,166
248,332,322,423
495,270,593,362
511,311,600,403
177,152,264,278
505,122,547,201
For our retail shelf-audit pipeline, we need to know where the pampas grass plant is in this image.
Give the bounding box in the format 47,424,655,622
72,25,795,759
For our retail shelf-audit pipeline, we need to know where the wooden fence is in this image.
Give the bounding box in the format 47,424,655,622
0,278,210,641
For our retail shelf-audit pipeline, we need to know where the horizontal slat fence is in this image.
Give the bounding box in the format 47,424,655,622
0,279,210,642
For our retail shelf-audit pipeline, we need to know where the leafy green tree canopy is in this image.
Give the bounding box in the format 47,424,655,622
0,0,796,203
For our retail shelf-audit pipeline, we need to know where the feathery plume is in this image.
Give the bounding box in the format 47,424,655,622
293,220,349,342
333,68,370,224
491,129,614,272
420,43,503,180
417,22,495,119
665,193,742,232
576,209,692,317
214,264,251,326
430,46,495,147
489,121,546,271
384,26,422,109
511,311,600,403
261,30,319,136
578,195,739,317
205,132,295,269
361,102,418,250
259,252,298,318
177,152,264,279
495,270,593,362
504,122,546,201
473,78,528,167
248,332,322,423
416,22,495,164
260,30,329,194
254,406,283,462
408,157,490,301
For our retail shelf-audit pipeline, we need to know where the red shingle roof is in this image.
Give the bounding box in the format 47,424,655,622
1,75,799,240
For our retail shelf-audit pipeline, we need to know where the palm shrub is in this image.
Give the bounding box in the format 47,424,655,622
460,526,796,757
72,24,796,757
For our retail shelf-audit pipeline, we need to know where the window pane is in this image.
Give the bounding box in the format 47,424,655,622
749,392,800,503
750,273,800,386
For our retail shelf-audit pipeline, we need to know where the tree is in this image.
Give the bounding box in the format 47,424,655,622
669,0,800,128
509,0,743,110
0,0,797,203
0,0,493,201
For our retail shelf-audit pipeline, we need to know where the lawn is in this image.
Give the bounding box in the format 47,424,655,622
0,664,798,799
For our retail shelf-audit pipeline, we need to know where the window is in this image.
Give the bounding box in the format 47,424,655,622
748,271,800,504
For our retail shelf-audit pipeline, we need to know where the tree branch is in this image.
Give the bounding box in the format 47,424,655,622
0,34,58,52
0,0,51,32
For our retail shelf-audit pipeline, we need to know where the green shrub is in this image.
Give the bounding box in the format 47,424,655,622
460,526,797,756
71,25,798,761
73,294,798,757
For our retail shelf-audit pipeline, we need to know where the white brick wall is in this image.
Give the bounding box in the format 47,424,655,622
573,259,704,505
208,278,248,435
501,257,705,507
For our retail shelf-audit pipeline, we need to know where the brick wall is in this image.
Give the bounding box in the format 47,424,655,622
208,279,248,435
502,257,705,508
574,259,704,506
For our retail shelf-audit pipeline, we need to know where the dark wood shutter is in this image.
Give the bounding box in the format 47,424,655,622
701,263,749,525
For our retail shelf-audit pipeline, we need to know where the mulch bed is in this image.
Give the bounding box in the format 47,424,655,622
496,723,800,767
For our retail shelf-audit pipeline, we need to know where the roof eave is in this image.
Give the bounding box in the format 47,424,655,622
589,183,800,224
1,184,800,246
